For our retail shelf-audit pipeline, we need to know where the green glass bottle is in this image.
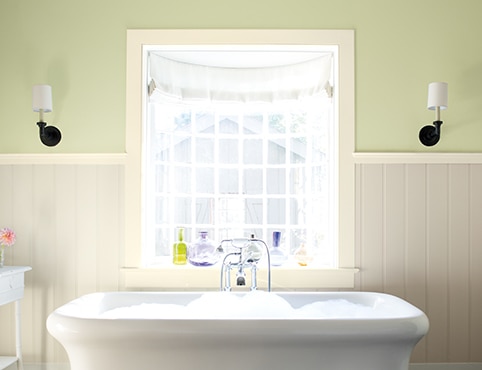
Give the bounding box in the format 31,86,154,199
172,227,187,265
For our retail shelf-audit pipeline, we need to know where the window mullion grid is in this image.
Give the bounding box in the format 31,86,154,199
191,110,197,238
306,112,314,254
168,112,176,253
262,111,269,243
285,109,292,254
145,102,156,263
213,110,220,242
238,112,245,237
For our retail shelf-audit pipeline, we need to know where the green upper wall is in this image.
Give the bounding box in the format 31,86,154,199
1,0,481,153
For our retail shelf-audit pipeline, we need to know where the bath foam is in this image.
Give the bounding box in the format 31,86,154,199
99,291,393,319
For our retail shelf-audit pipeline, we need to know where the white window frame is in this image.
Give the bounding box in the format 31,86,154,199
124,29,357,290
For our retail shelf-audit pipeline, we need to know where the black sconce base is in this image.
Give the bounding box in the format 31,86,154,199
419,120,443,147
37,121,62,147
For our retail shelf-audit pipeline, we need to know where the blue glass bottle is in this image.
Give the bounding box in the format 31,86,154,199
269,231,287,266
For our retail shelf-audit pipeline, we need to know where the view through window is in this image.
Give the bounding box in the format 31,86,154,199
143,47,338,268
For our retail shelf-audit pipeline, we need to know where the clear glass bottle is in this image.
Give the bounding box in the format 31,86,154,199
269,231,287,266
172,227,187,265
245,234,263,263
294,243,313,266
188,231,220,266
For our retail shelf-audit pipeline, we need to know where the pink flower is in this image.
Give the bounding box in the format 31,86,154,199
0,228,16,247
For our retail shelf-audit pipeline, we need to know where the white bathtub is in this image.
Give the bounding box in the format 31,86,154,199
47,291,429,370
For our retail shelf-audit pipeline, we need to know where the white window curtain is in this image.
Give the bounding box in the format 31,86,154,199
148,52,333,103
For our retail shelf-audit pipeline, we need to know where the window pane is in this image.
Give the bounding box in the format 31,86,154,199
219,169,238,193
196,198,213,224
173,198,191,223
195,112,215,133
243,114,263,135
267,168,286,194
245,198,263,224
174,111,192,132
289,167,305,194
155,164,169,193
219,139,238,164
269,114,285,133
290,137,306,164
155,133,170,161
155,228,170,256
174,166,191,193
196,167,214,193
173,135,191,162
155,198,167,223
243,169,263,194
219,116,239,134
289,197,306,226
267,198,286,224
243,139,262,164
195,138,214,163
268,140,286,164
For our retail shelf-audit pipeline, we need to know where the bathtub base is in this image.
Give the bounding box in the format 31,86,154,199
66,343,414,370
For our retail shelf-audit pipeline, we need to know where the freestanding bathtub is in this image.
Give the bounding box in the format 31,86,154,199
47,291,428,370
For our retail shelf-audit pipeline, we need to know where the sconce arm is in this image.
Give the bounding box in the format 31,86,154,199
419,120,443,147
37,121,62,147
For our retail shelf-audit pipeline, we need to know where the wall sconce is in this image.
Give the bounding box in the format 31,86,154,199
32,84,62,147
419,82,448,146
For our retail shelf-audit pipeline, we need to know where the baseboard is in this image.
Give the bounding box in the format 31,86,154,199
23,363,482,370
24,364,70,370
410,364,482,370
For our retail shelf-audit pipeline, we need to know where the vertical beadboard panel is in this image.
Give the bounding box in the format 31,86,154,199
12,166,35,360
75,166,99,296
32,165,57,364
425,164,450,362
384,164,406,297
358,164,384,290
405,164,428,362
447,164,471,361
354,164,362,290
0,166,14,356
469,164,482,362
96,165,122,291
52,166,78,363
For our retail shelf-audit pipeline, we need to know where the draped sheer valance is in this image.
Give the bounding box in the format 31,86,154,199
148,51,333,103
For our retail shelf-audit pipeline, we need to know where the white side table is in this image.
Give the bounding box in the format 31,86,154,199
0,266,31,370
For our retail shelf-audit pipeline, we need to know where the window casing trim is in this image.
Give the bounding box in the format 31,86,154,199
125,29,356,289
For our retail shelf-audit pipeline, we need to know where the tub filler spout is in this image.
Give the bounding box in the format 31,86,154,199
219,237,270,292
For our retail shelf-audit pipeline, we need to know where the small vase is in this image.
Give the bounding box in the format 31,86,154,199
294,243,313,266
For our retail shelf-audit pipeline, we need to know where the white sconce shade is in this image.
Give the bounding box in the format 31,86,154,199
32,84,53,112
427,82,448,110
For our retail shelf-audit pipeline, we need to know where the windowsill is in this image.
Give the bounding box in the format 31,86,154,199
121,265,359,290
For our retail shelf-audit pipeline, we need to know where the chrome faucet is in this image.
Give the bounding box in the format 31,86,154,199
219,237,271,292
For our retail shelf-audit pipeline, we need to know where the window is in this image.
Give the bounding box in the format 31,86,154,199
125,30,357,289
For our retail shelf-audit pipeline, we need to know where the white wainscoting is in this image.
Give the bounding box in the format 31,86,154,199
0,160,124,365
354,161,482,363
0,154,481,365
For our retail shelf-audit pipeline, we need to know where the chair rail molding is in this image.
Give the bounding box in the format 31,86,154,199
353,152,482,164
